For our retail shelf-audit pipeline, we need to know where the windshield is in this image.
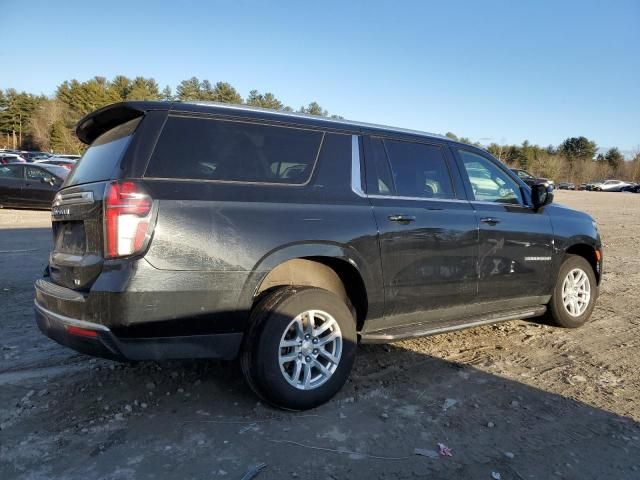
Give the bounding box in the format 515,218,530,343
64,116,141,187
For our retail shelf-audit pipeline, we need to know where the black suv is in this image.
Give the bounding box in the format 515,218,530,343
35,102,602,410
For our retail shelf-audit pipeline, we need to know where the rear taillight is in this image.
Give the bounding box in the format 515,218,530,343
104,181,154,258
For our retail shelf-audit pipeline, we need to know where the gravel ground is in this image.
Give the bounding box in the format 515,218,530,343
1,191,639,480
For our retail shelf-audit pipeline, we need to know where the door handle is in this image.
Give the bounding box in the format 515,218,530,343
388,214,416,224
480,217,500,226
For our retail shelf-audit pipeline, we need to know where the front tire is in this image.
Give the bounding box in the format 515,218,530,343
545,255,597,328
240,286,357,410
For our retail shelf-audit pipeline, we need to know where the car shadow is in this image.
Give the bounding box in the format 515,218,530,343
2,337,638,480
2,224,638,479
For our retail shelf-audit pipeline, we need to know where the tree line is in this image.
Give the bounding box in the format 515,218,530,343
0,75,339,155
1,75,638,183
445,132,640,184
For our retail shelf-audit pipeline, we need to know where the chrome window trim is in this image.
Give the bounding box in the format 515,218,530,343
351,135,467,204
469,200,532,208
145,118,326,186
185,102,447,141
368,194,469,204
351,135,366,197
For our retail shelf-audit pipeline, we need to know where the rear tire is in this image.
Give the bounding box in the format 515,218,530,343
545,255,597,328
240,286,356,410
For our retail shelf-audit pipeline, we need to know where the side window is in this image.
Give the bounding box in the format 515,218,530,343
458,150,523,205
313,133,352,189
146,116,324,184
26,167,48,180
0,165,23,179
383,139,454,199
366,137,394,195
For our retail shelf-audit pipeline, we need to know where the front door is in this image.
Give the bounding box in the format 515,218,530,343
24,165,58,207
363,136,478,330
454,148,554,305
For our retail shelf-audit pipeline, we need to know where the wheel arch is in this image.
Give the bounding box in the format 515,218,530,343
565,242,601,284
242,243,373,331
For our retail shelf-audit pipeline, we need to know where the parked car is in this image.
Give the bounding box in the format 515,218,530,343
34,156,77,169
23,152,53,162
621,183,640,193
557,182,576,190
34,101,603,410
0,153,27,164
19,151,49,162
598,179,634,192
510,168,555,189
0,163,68,209
586,181,603,191
578,183,588,190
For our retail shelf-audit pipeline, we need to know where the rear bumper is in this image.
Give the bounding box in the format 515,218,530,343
34,300,243,361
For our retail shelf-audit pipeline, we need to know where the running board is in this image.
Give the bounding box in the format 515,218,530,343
359,306,546,343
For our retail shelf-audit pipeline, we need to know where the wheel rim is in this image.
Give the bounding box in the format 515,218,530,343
278,309,343,390
561,268,591,317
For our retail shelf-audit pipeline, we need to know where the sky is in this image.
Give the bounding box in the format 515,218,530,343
2,0,639,153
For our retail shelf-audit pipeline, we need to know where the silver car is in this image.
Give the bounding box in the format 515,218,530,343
599,179,633,192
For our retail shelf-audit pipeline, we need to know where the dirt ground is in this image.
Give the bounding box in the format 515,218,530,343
1,191,639,480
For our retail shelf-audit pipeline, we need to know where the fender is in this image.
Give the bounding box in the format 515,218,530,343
552,234,602,284
237,240,383,320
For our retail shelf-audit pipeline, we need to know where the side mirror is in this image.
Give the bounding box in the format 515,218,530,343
531,183,553,210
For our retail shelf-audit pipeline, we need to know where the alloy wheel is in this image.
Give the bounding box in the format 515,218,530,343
561,268,591,317
278,309,343,390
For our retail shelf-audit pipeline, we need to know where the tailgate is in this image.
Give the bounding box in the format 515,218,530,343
49,183,108,290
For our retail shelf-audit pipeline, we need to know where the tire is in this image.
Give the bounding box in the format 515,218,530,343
545,255,598,328
240,286,357,410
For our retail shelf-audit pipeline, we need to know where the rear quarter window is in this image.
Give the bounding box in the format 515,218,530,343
145,116,324,184
0,165,23,178
64,117,141,187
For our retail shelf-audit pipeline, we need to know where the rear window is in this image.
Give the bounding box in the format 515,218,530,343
145,116,324,184
64,117,141,186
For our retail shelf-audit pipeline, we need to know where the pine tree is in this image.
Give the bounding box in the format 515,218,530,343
211,82,242,104
559,137,598,162
176,77,203,101
299,101,328,116
110,75,131,101
246,90,283,110
127,77,160,100
49,121,67,152
605,147,623,170
160,86,173,101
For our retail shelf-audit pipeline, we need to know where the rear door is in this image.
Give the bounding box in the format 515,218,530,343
453,147,553,303
0,164,25,206
363,136,478,330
